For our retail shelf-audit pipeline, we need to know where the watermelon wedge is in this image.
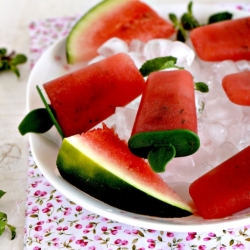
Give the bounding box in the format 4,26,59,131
57,124,193,217
66,0,175,64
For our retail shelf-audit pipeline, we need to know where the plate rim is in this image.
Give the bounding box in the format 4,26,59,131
27,2,250,232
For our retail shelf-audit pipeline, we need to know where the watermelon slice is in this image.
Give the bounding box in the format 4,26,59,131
66,0,175,64
57,124,193,217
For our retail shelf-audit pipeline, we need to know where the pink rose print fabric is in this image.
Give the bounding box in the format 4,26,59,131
25,4,250,249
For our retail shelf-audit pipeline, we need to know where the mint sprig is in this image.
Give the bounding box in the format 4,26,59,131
0,190,16,240
195,82,209,93
169,2,199,42
169,1,233,42
208,12,233,24
0,48,27,78
139,56,183,77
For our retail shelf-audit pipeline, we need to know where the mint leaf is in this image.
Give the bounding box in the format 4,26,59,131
0,192,16,240
7,224,16,240
139,56,183,77
169,1,200,42
11,54,27,65
0,48,27,78
0,48,7,56
195,82,209,93
0,190,6,199
208,12,233,24
0,212,7,236
10,65,20,78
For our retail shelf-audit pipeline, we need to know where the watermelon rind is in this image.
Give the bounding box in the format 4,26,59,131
66,0,128,64
57,133,193,218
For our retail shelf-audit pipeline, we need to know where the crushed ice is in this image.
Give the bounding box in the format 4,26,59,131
92,36,250,185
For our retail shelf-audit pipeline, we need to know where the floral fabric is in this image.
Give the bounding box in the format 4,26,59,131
25,4,250,250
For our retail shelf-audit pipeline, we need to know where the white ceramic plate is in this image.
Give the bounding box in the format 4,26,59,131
27,3,250,231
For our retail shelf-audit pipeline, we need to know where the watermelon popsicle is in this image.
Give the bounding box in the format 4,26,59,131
38,53,145,138
128,69,200,173
222,71,250,105
190,17,250,61
189,145,250,219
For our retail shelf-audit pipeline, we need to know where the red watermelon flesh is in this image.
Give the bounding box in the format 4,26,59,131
66,0,175,63
57,124,193,217
43,53,145,137
190,17,250,61
189,145,250,219
222,71,250,105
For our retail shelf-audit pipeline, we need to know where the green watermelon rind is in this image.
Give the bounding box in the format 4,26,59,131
66,0,128,64
56,136,193,217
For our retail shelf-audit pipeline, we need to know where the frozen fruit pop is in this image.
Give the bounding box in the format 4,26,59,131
128,69,200,173
190,17,250,61
222,71,250,105
20,53,145,138
189,145,250,219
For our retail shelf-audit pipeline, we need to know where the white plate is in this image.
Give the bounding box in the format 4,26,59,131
27,3,250,232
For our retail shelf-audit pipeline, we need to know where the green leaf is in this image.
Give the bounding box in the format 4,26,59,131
6,224,16,240
208,12,233,24
0,48,7,56
139,56,181,77
187,1,193,13
194,82,209,93
36,86,64,138
18,108,54,135
0,212,7,236
169,13,178,26
0,190,6,199
0,48,27,77
11,54,27,65
10,65,20,78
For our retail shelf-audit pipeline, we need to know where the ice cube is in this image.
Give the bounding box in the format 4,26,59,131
205,97,243,126
168,41,195,67
198,119,229,152
143,39,173,59
213,60,239,83
97,37,129,57
129,39,145,54
235,60,250,72
160,156,195,183
213,141,239,166
88,55,105,65
227,121,245,147
128,52,146,69
115,107,137,141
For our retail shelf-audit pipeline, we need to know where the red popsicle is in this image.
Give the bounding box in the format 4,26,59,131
128,69,200,172
43,53,145,137
189,145,250,219
222,71,250,105
190,17,250,61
